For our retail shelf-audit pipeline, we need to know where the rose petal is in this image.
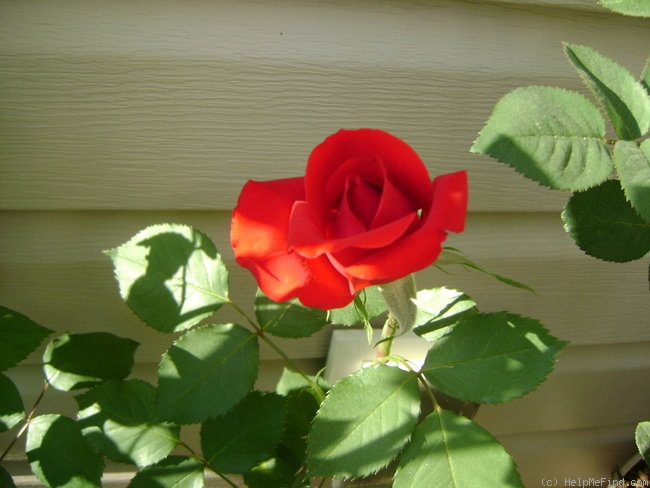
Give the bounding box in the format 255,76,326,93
342,171,468,282
231,177,355,308
231,178,310,300
289,201,417,257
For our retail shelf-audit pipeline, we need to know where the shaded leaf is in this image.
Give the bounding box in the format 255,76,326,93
0,373,24,432
564,43,650,140
637,421,650,465
562,179,650,262
0,465,16,488
157,323,258,424
413,288,477,342
26,414,103,488
614,140,650,222
421,313,567,404
394,409,523,488
255,290,327,338
307,364,420,478
0,306,53,371
127,456,204,488
106,224,229,333
471,86,612,190
598,0,650,17
201,391,286,474
77,380,179,468
43,332,138,391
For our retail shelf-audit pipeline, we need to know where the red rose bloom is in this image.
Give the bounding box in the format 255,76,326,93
230,129,467,310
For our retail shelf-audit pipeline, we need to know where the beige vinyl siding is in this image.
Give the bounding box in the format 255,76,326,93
1,1,649,486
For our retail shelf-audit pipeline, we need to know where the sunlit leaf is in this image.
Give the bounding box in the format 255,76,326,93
394,409,523,488
106,224,229,333
614,140,650,222
201,391,286,474
128,456,204,488
565,43,650,140
43,332,138,391
0,373,24,432
307,364,420,478
421,313,567,404
471,86,612,190
255,290,327,338
598,0,650,17
157,323,258,424
562,179,650,262
0,306,52,372
636,421,650,464
26,414,103,488
413,288,477,342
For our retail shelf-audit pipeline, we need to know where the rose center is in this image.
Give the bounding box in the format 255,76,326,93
346,176,382,229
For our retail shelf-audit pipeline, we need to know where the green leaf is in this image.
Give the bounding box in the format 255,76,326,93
0,306,53,371
201,391,286,474
275,367,329,396
471,86,612,191
564,43,650,140
307,364,421,478
413,288,478,342
26,414,104,488
562,179,650,262
127,456,204,488
421,313,567,404
328,286,387,326
394,409,523,488
636,421,650,464
43,332,138,391
0,373,24,432
598,0,650,17
106,224,229,333
244,457,308,488
254,290,327,338
614,140,650,222
157,323,258,424
643,57,650,93
1,464,17,488
77,380,179,467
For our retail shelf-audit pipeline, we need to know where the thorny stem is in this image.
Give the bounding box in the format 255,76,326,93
0,381,49,463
